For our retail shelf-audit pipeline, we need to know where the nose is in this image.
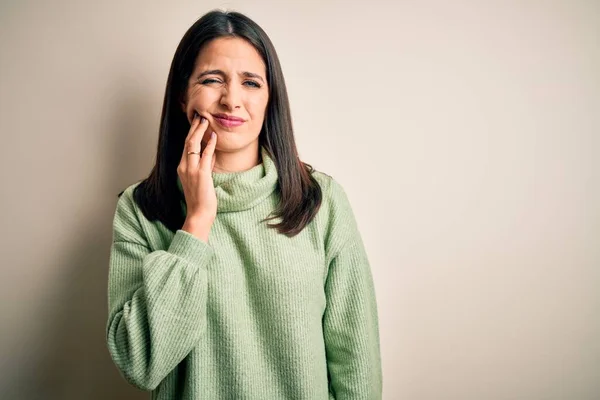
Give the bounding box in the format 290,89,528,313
219,83,242,110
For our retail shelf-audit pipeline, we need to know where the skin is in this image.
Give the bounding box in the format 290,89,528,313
178,37,269,242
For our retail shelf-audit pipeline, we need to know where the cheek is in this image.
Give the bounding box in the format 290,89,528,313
247,95,269,122
187,88,217,111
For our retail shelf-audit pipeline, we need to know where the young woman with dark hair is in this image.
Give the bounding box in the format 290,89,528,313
106,9,382,400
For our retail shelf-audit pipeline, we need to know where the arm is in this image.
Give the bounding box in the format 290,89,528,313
322,179,383,399
105,187,215,391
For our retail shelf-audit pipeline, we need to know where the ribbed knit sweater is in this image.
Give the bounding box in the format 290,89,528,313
106,146,382,399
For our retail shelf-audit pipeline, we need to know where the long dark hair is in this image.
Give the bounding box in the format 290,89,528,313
119,10,323,237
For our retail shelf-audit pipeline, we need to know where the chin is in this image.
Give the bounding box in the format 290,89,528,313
213,134,260,152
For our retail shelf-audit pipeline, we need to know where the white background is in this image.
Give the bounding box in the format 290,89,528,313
1,0,598,398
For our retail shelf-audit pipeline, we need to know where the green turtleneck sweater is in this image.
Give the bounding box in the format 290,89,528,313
106,146,382,399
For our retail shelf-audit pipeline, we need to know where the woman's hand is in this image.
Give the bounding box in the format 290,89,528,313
178,113,218,240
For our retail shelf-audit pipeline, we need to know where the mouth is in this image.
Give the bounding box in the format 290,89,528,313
212,113,246,128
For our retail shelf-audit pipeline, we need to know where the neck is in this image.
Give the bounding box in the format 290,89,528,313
211,140,262,174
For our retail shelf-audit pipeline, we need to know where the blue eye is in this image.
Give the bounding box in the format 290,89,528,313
244,81,261,88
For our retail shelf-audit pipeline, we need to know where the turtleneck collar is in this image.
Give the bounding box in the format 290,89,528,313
177,145,278,213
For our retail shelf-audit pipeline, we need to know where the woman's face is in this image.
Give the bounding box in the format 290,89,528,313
181,37,269,152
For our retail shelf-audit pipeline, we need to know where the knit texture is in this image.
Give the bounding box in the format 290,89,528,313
106,146,382,399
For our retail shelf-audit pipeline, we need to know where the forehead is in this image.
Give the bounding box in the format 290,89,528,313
194,37,266,74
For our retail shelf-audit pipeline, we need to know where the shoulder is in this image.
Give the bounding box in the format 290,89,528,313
115,180,143,213
310,169,359,258
112,180,145,244
311,170,353,216
311,170,346,201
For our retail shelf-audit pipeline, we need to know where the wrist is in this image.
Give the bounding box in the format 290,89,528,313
182,216,213,242
185,214,214,226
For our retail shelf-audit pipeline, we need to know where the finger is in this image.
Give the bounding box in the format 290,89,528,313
200,131,218,171
187,116,209,167
181,114,202,169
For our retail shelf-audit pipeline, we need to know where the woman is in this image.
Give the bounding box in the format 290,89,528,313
106,9,382,400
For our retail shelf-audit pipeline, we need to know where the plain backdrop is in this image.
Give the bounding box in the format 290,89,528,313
1,0,598,399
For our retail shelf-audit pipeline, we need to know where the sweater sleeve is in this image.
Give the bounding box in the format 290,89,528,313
322,178,383,400
105,186,215,391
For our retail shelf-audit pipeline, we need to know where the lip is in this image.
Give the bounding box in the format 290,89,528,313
212,113,245,122
212,113,245,128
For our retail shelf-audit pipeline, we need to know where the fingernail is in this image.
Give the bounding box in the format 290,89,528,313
211,131,216,139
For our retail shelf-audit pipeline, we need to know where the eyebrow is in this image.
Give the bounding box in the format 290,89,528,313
197,69,265,84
